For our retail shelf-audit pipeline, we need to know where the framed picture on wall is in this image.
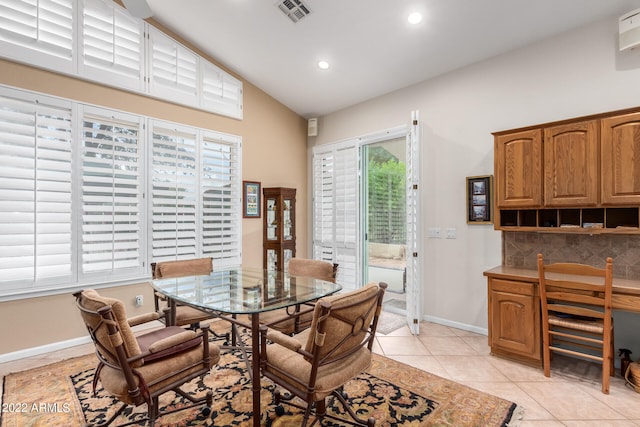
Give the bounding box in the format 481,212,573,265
466,175,493,224
243,181,261,218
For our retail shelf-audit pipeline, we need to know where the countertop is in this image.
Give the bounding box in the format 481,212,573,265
484,265,640,297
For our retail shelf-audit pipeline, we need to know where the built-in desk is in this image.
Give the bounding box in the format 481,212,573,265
483,266,640,366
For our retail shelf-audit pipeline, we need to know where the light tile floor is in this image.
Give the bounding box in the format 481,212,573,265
2,321,639,426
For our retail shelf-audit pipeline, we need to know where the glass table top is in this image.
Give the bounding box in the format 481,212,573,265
151,266,342,315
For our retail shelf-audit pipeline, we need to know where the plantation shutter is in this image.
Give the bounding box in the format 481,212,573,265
405,111,422,334
201,131,242,266
0,0,75,73
80,107,143,277
80,0,144,91
148,26,198,106
313,141,359,289
201,61,243,119
150,121,199,261
0,89,73,292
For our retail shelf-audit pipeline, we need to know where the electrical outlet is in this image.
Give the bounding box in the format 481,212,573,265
135,295,143,306
427,227,441,238
446,228,457,239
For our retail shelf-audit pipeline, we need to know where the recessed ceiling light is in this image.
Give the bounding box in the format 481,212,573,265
408,12,422,25
317,60,330,70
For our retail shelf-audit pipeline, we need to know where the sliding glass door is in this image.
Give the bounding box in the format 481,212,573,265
312,112,421,333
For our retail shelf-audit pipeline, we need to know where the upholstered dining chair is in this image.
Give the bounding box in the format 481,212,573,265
260,258,339,335
537,253,615,394
260,282,387,426
74,289,221,426
152,257,215,328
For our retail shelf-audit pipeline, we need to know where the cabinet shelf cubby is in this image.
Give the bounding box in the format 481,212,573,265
497,207,640,233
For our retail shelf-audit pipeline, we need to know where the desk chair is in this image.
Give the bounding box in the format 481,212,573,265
74,289,220,426
537,253,615,394
260,282,386,426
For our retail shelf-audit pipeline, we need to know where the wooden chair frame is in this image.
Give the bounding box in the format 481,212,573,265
537,253,614,394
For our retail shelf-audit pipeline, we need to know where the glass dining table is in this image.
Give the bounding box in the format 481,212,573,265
151,266,342,427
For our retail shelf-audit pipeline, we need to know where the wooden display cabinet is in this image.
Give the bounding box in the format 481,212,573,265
263,187,296,272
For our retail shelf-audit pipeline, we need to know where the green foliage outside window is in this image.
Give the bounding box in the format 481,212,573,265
368,147,406,244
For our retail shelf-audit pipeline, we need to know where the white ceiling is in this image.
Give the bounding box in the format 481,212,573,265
143,0,640,118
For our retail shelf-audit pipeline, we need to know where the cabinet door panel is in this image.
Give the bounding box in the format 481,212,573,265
495,129,542,208
602,112,640,205
543,120,598,207
490,287,539,357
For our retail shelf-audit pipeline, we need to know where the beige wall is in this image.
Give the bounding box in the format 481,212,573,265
0,30,307,356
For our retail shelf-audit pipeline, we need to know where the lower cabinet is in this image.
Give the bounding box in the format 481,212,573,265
487,278,541,366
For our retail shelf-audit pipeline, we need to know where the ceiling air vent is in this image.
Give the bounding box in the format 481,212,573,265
276,0,311,23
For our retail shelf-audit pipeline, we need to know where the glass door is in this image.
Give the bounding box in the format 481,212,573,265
363,137,408,314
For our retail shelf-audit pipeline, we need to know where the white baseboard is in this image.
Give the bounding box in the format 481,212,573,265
0,321,162,364
0,336,92,364
423,314,488,336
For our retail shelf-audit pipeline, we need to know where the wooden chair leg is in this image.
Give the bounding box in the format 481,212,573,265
542,332,551,377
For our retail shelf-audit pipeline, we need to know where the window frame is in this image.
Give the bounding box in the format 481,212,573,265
0,0,243,120
0,85,242,301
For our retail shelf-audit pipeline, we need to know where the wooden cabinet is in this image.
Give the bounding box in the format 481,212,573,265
487,277,541,366
263,187,296,272
494,107,640,233
494,129,542,208
601,112,640,205
543,120,598,207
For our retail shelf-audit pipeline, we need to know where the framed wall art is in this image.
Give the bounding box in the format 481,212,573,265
466,175,493,224
243,181,261,218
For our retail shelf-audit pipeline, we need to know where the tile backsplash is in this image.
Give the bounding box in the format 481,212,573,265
502,232,640,280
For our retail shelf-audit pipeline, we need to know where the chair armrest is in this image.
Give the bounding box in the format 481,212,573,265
266,329,302,351
127,311,161,327
148,330,198,354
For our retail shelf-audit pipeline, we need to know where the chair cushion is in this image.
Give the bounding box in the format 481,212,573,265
156,258,212,278
175,305,213,326
260,307,313,335
304,283,379,357
79,289,142,367
288,259,335,283
264,343,371,401
99,341,221,404
136,326,202,363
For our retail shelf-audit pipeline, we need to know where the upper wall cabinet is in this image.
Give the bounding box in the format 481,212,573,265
494,129,542,208
494,107,640,233
543,120,598,207
601,112,640,205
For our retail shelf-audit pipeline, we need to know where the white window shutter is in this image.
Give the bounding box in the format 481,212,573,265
80,0,144,91
201,61,243,120
201,131,242,266
313,142,359,289
80,107,143,277
148,26,198,106
0,0,75,73
0,89,73,292
150,121,199,261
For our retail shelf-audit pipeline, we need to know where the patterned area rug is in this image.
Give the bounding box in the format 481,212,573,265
1,349,519,426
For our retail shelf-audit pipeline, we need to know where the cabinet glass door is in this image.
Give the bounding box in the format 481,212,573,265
266,197,277,240
283,198,293,240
